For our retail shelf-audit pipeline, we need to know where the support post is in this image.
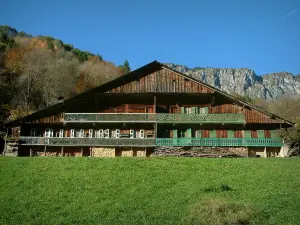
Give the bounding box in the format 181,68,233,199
3,128,8,156
30,148,32,157
44,146,46,156
154,94,157,139
263,147,267,158
81,148,83,157
153,95,156,113
61,147,64,157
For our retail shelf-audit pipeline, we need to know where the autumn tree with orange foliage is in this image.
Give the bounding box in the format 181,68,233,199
0,25,124,127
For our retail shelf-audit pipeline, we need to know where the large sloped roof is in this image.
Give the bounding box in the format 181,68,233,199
5,60,295,126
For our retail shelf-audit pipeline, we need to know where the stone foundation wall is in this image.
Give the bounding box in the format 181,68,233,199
228,147,248,157
151,146,248,157
248,147,282,158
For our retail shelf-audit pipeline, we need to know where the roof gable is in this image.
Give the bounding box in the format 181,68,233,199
5,60,295,126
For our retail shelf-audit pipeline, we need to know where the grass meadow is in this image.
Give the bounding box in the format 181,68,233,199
1,157,300,225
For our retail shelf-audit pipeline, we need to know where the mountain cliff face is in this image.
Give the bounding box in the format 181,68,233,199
165,64,300,100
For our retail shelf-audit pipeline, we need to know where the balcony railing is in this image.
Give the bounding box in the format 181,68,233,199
19,137,283,147
156,138,283,147
64,113,245,124
19,137,156,147
64,113,156,123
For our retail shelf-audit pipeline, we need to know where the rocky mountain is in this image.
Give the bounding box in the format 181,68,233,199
165,64,300,100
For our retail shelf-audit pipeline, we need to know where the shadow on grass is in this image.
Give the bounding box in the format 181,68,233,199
203,184,233,193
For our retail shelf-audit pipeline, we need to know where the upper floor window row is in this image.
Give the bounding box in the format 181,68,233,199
30,128,145,139
181,107,209,114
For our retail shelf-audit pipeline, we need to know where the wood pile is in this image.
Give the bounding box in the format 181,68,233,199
121,150,133,157
92,147,115,157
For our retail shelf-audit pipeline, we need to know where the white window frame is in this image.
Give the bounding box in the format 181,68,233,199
30,128,36,137
88,129,93,138
79,129,84,138
186,107,192,114
96,129,104,138
45,128,53,138
130,129,134,138
70,129,75,138
104,129,110,138
115,129,120,138
59,129,64,138
139,129,144,138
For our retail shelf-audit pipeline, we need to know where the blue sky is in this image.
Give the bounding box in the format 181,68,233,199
1,0,299,75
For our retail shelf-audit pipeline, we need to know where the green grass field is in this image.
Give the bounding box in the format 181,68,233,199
1,157,300,225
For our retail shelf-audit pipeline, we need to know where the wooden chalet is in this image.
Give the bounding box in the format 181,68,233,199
4,61,294,157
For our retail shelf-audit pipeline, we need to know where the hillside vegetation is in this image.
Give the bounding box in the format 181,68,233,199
1,157,300,225
0,25,130,126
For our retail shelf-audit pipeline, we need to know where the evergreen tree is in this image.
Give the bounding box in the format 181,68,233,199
123,60,131,74
118,60,131,75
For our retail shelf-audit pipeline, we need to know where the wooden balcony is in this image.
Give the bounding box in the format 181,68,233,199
156,138,283,147
19,137,283,147
19,137,156,147
64,113,245,124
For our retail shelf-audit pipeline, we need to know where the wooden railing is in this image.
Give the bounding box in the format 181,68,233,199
64,113,245,124
19,137,283,147
156,138,283,147
19,137,156,147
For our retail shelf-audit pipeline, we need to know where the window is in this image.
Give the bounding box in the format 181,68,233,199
79,129,84,138
104,129,110,138
88,129,93,138
140,129,144,138
199,107,209,114
59,129,64,138
195,130,201,138
115,129,120,138
30,128,36,137
96,129,104,138
257,130,265,138
186,107,192,114
70,129,75,138
130,129,134,138
45,128,53,138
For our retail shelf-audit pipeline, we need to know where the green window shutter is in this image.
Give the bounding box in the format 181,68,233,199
197,130,202,138
271,130,278,138
173,129,177,138
204,107,209,114
244,130,251,138
210,130,216,138
227,130,235,138
199,107,205,114
186,128,192,138
257,130,265,138
181,107,185,114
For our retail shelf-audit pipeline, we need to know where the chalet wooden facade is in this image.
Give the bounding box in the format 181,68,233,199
4,61,294,157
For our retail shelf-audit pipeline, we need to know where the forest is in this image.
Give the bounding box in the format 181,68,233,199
0,25,130,127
